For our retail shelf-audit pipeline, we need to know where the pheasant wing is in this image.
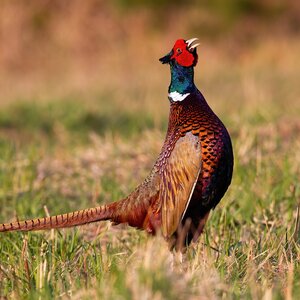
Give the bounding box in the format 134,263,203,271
160,132,201,238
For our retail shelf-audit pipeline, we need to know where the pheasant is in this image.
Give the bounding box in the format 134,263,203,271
0,38,233,250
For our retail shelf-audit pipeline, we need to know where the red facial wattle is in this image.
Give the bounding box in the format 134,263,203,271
171,39,198,67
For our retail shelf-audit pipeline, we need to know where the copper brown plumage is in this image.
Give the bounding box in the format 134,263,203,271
0,38,233,250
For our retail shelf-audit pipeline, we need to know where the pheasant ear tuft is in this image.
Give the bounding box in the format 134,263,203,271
186,38,200,51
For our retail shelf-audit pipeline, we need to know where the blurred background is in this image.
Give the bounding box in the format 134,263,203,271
1,0,299,114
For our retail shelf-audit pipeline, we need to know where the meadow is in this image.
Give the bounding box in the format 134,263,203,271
0,2,300,299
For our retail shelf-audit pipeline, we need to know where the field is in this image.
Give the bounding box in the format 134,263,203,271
0,2,300,299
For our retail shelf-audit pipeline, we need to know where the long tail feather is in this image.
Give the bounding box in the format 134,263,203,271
0,205,112,232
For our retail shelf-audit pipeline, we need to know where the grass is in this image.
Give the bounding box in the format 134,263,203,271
0,38,300,299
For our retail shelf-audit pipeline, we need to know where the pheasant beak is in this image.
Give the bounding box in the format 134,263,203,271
159,50,173,64
186,38,200,51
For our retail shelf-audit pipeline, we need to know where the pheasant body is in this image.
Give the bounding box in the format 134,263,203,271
0,38,233,250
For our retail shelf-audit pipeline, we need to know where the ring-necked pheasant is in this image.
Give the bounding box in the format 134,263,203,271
0,38,233,250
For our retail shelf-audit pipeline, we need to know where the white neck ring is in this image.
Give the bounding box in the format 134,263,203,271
168,91,190,102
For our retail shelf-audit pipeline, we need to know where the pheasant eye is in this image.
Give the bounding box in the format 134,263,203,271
176,48,182,54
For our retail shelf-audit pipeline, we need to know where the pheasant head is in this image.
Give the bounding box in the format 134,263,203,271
159,38,200,67
159,38,200,101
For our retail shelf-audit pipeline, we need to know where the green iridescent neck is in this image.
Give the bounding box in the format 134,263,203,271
168,62,196,94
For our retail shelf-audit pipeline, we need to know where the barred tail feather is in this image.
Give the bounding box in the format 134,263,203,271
0,205,112,232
